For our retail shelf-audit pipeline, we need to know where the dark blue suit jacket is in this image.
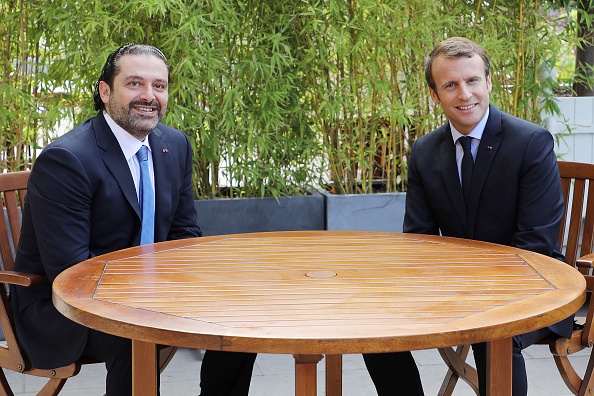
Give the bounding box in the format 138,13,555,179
11,112,202,368
404,104,572,338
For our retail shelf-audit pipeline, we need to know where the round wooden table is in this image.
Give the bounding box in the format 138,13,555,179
52,231,586,396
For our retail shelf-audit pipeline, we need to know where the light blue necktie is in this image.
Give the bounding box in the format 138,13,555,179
136,145,154,245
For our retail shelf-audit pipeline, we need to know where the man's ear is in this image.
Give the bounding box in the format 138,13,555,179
429,88,441,105
486,73,492,92
98,81,111,106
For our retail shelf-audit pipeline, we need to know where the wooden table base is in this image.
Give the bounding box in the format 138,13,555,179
313,339,511,396
294,354,323,396
132,340,157,395
326,354,343,396
487,338,512,396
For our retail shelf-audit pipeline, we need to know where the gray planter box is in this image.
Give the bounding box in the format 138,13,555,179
319,190,406,232
194,192,325,236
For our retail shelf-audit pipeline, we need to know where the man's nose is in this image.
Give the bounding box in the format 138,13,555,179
139,86,156,102
457,84,472,100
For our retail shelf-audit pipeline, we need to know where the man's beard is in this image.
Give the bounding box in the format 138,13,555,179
108,100,165,140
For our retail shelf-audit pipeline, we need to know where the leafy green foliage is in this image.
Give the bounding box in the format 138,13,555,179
0,0,585,196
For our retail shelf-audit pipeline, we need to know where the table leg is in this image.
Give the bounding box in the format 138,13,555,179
132,340,157,396
486,337,512,396
325,354,342,396
293,354,323,396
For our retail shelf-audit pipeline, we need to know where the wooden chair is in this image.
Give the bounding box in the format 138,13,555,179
0,170,176,395
438,160,594,396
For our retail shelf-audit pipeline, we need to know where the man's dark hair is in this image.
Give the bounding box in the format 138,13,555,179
424,37,491,93
93,44,170,111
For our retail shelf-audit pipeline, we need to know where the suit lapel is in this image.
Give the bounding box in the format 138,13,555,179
93,115,141,217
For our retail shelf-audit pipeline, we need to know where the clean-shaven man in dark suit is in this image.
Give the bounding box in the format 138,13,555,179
362,37,572,396
11,44,256,395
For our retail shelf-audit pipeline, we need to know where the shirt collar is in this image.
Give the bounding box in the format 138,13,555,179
450,107,490,144
103,111,151,160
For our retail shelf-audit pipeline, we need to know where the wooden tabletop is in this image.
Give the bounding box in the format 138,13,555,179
53,231,585,355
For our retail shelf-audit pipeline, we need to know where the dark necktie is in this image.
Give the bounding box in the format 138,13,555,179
136,145,154,245
459,136,474,206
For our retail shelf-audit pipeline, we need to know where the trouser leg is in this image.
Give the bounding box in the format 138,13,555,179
472,327,552,396
83,329,133,396
362,352,425,396
199,350,257,396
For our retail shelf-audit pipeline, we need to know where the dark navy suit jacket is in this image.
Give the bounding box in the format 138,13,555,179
404,104,572,339
11,112,202,368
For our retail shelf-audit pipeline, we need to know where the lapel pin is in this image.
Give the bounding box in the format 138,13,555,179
487,146,493,150
163,148,168,153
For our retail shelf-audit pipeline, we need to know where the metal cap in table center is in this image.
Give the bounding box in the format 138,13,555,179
305,270,337,278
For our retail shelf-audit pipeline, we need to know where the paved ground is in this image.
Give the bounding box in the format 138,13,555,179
3,344,589,395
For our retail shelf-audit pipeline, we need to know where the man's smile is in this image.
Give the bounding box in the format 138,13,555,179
457,104,477,111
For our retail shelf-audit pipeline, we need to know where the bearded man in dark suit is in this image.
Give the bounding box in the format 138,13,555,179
11,44,256,396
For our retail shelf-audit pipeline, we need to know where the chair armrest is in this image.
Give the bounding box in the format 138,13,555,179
0,271,43,287
576,253,594,268
580,274,594,347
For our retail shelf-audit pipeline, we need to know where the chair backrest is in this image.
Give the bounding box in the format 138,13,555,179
0,171,29,372
0,171,29,273
557,161,594,271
